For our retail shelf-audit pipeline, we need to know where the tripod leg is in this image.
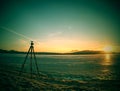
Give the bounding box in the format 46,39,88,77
30,47,33,78
33,48,40,76
19,47,31,76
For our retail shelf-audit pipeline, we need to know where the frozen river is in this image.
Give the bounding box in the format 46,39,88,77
0,53,120,81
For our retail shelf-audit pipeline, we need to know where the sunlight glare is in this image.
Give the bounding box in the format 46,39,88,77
103,46,113,53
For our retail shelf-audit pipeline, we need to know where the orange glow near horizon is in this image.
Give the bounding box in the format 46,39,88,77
13,38,118,53
25,39,104,53
32,38,103,53
15,43,118,53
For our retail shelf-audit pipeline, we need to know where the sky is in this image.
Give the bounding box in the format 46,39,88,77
0,0,120,52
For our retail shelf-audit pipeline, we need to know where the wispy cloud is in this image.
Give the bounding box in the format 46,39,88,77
48,31,62,37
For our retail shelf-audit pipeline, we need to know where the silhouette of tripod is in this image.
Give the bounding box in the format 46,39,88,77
19,41,39,78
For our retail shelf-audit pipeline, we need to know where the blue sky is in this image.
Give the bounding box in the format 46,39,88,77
0,0,120,52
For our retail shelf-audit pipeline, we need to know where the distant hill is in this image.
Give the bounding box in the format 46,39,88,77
0,49,25,54
70,50,105,54
0,49,119,55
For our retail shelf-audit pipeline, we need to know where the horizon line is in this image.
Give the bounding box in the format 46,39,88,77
0,49,120,54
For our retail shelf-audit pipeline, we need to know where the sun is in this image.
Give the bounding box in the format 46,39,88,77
103,46,113,53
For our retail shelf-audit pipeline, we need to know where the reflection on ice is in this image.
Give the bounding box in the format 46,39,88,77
98,54,114,80
106,54,110,60
101,54,113,65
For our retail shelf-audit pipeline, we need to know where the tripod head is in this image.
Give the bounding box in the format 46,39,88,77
31,41,34,46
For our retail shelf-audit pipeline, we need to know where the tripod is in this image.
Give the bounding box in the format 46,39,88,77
19,41,39,78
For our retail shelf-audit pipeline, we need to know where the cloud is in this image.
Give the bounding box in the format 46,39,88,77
48,31,62,37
